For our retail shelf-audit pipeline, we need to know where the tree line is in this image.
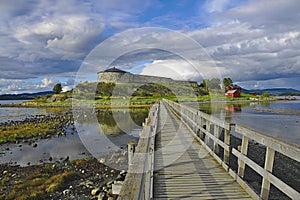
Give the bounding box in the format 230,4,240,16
199,77,237,92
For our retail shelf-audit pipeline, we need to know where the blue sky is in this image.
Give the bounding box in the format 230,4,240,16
0,0,300,94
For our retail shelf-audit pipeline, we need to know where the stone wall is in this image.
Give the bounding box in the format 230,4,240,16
98,72,197,86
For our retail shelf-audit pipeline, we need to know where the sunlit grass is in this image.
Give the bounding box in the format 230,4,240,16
1,168,75,200
0,121,61,143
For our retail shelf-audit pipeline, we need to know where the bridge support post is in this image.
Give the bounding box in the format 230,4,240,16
127,141,136,167
205,121,211,145
238,135,249,178
224,128,231,165
213,124,220,154
260,147,275,200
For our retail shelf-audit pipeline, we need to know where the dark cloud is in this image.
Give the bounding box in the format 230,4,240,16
186,0,300,89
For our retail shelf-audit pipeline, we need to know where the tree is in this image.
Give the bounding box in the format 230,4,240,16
206,78,221,90
262,92,270,98
53,83,62,94
222,78,233,90
199,79,208,92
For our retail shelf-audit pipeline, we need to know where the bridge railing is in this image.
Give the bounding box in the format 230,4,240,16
163,99,300,200
118,102,159,200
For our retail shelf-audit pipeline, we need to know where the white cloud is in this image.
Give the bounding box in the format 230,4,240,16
62,86,71,92
141,59,225,82
38,78,56,88
0,77,76,94
185,0,300,89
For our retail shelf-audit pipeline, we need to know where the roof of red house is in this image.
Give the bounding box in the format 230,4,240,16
226,90,238,94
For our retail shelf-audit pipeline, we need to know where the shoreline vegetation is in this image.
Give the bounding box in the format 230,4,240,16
0,111,73,144
0,80,298,109
0,156,127,200
0,93,293,108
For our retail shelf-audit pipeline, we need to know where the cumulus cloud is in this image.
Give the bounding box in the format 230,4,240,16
0,0,156,83
186,0,300,89
140,59,222,82
62,86,72,92
0,77,75,94
38,78,56,88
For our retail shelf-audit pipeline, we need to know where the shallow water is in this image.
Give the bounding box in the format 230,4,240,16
0,125,141,166
0,100,49,123
0,107,149,166
197,99,300,145
1,99,299,166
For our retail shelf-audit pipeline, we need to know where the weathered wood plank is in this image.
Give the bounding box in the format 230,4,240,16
238,135,249,178
235,124,300,162
232,148,300,199
153,103,251,199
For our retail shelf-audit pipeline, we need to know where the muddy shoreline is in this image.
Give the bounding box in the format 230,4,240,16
0,156,127,200
0,108,130,199
0,109,74,144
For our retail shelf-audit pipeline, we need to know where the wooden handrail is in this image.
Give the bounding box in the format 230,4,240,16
163,99,300,200
118,102,159,200
234,124,300,199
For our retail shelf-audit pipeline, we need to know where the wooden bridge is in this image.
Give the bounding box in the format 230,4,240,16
118,100,300,200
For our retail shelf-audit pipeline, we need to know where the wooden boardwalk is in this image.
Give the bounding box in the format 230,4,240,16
153,103,252,199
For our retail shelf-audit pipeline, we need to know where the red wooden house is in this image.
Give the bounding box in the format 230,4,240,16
225,89,240,97
225,85,241,98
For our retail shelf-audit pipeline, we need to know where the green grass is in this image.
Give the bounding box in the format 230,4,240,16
1,168,75,200
0,121,61,143
0,158,102,200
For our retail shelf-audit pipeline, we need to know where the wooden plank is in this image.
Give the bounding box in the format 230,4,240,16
205,120,211,145
165,99,231,129
232,148,300,199
153,103,251,200
118,103,159,200
238,135,249,178
224,128,231,165
235,124,300,162
260,147,275,200
229,169,261,200
213,124,220,154
198,126,230,151
160,99,300,200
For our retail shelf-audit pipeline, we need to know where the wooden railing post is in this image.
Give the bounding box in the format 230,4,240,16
127,141,136,167
205,120,211,145
223,127,231,165
194,112,198,133
198,112,204,140
260,147,275,200
238,135,249,178
213,124,220,154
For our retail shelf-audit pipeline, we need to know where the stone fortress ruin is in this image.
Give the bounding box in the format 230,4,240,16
98,67,197,86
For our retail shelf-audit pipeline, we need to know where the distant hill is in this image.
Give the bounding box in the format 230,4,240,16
0,91,53,100
242,88,300,96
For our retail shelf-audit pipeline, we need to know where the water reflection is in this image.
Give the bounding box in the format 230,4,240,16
97,108,149,135
225,104,241,113
197,100,300,145
0,105,70,123
0,108,149,166
76,108,150,162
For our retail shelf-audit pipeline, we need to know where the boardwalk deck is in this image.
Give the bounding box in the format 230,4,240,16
153,103,252,199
